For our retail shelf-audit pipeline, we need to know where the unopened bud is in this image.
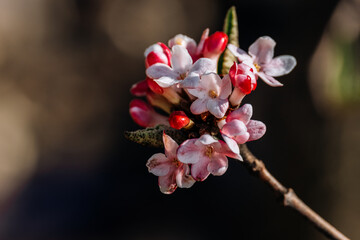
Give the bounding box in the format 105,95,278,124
229,62,257,95
202,32,228,59
130,79,149,97
146,77,164,94
169,111,193,130
144,42,171,68
129,99,169,128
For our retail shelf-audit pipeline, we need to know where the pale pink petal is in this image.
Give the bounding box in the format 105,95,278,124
154,76,181,88
177,139,203,164
227,103,253,124
180,75,200,89
221,134,240,155
146,153,171,176
190,157,210,181
158,173,177,194
171,45,193,74
176,165,195,188
163,133,178,159
215,139,242,160
198,134,218,145
201,73,221,94
257,72,283,87
221,119,249,144
190,98,208,115
249,36,276,65
247,120,266,141
219,74,232,99
146,63,177,79
207,98,229,118
207,152,228,176
189,58,216,75
262,55,296,77
227,44,252,62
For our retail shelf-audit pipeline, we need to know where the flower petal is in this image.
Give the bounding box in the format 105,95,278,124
163,133,178,159
177,139,203,164
198,134,218,145
247,120,266,141
189,58,216,75
249,36,275,65
171,45,193,75
219,74,232,99
221,135,242,160
146,153,171,176
257,72,283,87
146,63,177,79
227,44,252,62
207,152,228,176
176,164,195,188
191,157,210,181
262,55,297,77
221,119,249,144
207,98,229,118
190,98,208,115
227,103,253,124
154,76,181,88
181,75,200,89
158,173,177,194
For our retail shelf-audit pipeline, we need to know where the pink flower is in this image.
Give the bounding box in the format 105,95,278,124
146,133,195,194
129,99,169,128
228,36,296,87
146,45,215,88
186,73,231,118
177,134,242,181
220,104,266,155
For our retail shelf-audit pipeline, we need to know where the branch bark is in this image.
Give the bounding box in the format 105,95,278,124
239,144,350,240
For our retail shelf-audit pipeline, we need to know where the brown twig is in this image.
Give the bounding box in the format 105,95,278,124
239,144,350,240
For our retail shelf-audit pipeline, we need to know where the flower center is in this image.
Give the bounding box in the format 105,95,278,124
208,90,218,98
205,146,214,157
172,158,181,167
254,63,261,72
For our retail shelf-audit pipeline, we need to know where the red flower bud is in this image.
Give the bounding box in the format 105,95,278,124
202,32,228,58
169,111,190,130
129,99,168,127
146,77,164,94
145,42,172,68
229,62,257,95
130,79,149,96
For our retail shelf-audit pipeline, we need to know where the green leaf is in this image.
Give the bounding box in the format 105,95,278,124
217,6,239,75
124,125,188,148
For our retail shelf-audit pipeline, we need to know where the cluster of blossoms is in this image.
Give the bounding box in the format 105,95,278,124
129,29,296,194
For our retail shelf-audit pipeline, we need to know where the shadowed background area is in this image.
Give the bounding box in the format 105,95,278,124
0,0,358,239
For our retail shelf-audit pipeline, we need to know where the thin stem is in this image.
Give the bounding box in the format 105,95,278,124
239,144,350,240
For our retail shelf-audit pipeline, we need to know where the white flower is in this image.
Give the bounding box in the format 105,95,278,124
228,36,296,87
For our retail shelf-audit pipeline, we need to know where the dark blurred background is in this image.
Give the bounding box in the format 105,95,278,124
0,0,358,239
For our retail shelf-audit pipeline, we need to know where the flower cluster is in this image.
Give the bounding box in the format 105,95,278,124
129,29,296,194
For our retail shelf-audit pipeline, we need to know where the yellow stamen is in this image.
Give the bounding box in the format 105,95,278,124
254,63,261,72
205,146,214,158
208,90,218,98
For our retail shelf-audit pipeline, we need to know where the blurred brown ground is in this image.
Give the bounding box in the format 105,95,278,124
0,0,358,239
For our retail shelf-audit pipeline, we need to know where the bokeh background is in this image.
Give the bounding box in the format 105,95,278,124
0,0,358,239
